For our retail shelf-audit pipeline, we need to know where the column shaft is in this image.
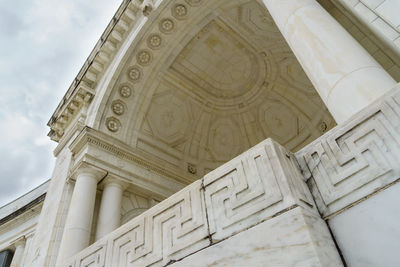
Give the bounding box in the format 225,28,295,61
262,0,396,123
57,170,99,262
95,181,124,240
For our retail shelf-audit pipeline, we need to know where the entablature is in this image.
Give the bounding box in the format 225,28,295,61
68,127,193,198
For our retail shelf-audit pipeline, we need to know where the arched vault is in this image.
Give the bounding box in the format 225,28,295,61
53,0,335,179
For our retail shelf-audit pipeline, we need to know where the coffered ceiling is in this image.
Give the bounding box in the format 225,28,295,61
99,0,335,178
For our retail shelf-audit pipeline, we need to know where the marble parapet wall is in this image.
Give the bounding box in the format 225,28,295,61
62,138,342,267
296,83,400,219
296,84,400,266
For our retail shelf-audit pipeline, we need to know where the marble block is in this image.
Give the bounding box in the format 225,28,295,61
170,207,343,267
204,138,316,242
328,182,400,267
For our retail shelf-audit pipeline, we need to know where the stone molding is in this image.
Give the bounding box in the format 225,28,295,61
48,0,157,142
62,138,319,267
69,127,194,186
296,84,400,218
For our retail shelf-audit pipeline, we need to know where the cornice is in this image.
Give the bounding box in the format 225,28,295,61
48,0,155,142
0,195,45,227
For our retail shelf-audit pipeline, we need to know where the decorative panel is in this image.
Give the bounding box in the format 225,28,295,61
66,180,209,267
296,86,400,218
204,138,315,241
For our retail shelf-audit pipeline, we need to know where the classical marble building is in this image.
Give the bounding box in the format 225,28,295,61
1,0,400,266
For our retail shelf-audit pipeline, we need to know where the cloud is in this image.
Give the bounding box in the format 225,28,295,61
0,0,121,206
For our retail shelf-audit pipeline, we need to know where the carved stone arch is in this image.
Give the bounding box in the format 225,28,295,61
85,0,335,178
87,0,227,132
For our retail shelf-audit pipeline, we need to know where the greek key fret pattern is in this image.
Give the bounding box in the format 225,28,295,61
204,139,315,241
79,246,106,267
65,241,107,267
296,87,400,217
64,139,316,266
67,181,208,267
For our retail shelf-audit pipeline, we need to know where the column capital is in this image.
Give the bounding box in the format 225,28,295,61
100,175,129,191
70,162,106,182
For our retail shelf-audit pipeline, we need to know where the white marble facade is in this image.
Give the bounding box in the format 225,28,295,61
1,0,400,266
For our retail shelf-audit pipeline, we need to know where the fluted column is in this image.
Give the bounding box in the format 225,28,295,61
10,237,25,267
262,0,397,123
95,178,127,240
57,165,104,263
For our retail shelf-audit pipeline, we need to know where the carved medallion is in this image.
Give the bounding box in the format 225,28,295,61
159,18,175,34
147,34,162,49
112,100,126,115
172,4,188,20
119,85,133,98
106,117,121,132
127,66,142,82
137,50,152,66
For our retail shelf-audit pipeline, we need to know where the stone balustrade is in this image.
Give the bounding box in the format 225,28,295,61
62,138,331,266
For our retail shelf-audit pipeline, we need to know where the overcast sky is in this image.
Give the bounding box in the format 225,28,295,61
0,0,121,206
